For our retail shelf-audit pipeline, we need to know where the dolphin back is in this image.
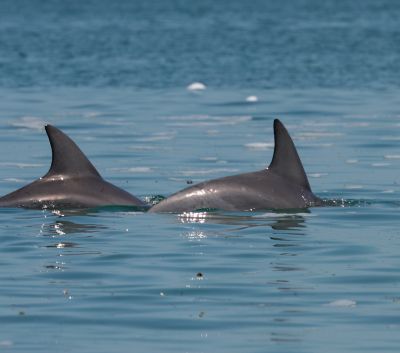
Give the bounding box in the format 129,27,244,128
0,125,145,209
150,119,321,212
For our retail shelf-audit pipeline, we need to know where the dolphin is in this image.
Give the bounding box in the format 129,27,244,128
0,125,145,209
150,119,322,213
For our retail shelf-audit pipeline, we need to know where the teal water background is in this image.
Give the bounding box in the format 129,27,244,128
1,1,400,352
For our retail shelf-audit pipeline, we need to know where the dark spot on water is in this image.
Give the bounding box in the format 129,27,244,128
44,264,65,270
186,180,193,184
196,272,203,279
274,318,287,322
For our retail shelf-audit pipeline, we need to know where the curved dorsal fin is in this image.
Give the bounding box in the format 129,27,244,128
268,119,311,190
43,125,101,178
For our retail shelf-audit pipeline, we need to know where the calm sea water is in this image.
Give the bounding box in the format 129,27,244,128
1,1,400,352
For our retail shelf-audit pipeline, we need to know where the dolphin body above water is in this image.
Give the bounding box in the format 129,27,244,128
0,125,145,209
150,119,322,213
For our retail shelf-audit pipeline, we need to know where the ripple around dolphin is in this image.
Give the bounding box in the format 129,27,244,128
324,199,366,210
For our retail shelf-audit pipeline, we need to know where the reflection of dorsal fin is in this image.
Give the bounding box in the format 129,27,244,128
44,125,101,178
268,119,311,190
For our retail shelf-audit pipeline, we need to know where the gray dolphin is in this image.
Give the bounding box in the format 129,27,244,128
150,119,322,213
0,125,145,209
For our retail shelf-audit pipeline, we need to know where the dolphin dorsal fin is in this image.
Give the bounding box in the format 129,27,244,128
268,119,311,190
44,125,101,179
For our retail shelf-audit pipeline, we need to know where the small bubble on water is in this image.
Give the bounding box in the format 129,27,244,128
187,82,206,91
246,95,258,102
327,299,356,307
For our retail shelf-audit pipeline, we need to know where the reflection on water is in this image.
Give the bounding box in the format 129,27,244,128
39,220,107,237
38,219,106,261
183,231,208,241
177,209,313,345
178,210,309,231
44,261,66,270
270,216,307,231
179,211,208,224
45,241,78,248
1,194,399,353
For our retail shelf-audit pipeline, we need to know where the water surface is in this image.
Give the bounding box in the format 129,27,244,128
1,1,400,352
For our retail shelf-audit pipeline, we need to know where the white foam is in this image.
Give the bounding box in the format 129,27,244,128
165,114,208,121
244,142,274,150
384,154,400,159
137,132,176,142
109,167,153,173
297,132,343,139
3,178,26,183
304,122,337,127
206,129,219,135
200,156,218,161
11,116,47,131
169,177,187,182
344,184,363,189
382,189,395,193
187,82,206,91
166,115,251,127
129,145,159,151
371,162,390,167
245,95,258,102
346,159,359,164
327,299,356,307
309,173,328,178
0,162,43,168
83,111,101,119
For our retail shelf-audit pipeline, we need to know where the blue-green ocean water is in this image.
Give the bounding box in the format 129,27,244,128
1,1,400,352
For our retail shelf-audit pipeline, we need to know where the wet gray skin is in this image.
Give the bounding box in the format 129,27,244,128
150,119,322,213
0,125,145,209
